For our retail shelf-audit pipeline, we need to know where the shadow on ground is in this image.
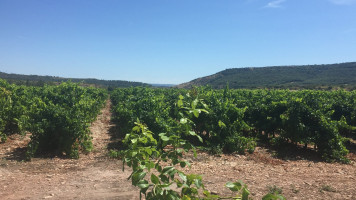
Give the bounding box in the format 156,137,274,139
107,115,127,152
3,146,28,161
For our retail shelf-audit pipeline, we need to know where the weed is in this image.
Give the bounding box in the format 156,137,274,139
291,184,300,194
320,185,337,193
267,185,283,195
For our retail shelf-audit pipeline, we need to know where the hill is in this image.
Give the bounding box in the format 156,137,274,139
178,62,356,89
0,72,149,88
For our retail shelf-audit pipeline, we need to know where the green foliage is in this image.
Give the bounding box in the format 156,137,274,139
0,84,11,142
261,193,286,200
26,82,107,159
224,135,257,154
113,92,287,199
262,185,285,200
111,87,353,162
111,87,258,155
118,101,254,199
121,121,207,199
179,62,356,90
0,71,149,88
0,80,31,142
111,87,180,136
0,79,107,159
3,77,352,198
241,89,351,162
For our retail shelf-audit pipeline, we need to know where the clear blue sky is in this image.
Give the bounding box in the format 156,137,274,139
1,0,356,84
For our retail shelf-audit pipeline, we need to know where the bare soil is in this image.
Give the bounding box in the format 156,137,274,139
183,148,356,200
1,100,355,200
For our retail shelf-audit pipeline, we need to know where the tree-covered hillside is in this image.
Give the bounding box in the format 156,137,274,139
178,62,356,90
0,72,149,88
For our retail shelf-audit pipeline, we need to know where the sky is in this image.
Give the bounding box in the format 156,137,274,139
0,0,356,84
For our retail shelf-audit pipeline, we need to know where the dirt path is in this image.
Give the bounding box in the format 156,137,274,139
0,100,139,200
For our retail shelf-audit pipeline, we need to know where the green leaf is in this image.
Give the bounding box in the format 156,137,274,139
131,151,137,157
218,120,226,128
178,99,183,108
180,118,188,124
180,161,187,168
242,187,250,200
178,172,187,183
132,126,140,132
189,131,202,143
191,99,198,109
200,108,209,114
159,174,170,184
197,135,203,143
182,195,191,200
203,190,219,198
162,166,175,175
226,181,242,192
193,148,197,158
151,174,160,185
193,109,200,118
137,180,149,189
194,178,203,189
160,135,170,142
145,148,152,156
124,133,131,141
189,131,197,136
175,179,183,188
132,171,146,185
146,161,155,170
155,163,162,172
262,193,286,200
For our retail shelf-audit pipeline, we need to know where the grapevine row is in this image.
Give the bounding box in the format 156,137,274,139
111,86,355,163
0,79,107,159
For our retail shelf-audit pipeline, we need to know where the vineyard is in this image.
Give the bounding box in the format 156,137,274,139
109,86,355,199
1,78,356,199
0,79,107,159
111,86,355,162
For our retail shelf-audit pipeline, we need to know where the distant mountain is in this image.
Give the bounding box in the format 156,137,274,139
178,62,356,90
150,84,176,88
0,72,149,88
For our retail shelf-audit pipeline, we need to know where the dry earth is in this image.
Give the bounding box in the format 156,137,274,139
1,100,355,200
183,148,356,200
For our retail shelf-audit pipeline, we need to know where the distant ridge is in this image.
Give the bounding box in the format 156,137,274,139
178,62,356,89
0,72,149,88
150,84,176,88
